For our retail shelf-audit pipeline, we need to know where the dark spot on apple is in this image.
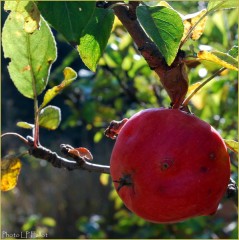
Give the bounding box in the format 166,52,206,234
200,166,208,173
209,152,216,160
160,158,174,171
161,162,170,171
207,188,212,195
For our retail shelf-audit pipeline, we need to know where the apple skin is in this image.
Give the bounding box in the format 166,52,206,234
110,108,230,223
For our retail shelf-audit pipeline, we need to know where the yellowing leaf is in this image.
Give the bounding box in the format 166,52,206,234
4,1,40,33
40,67,77,109
198,50,238,71
112,16,122,31
158,1,173,9
182,9,207,41
1,158,22,191
2,13,57,99
224,139,238,153
17,121,34,129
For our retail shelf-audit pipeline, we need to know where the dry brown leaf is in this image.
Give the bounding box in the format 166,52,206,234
68,147,93,161
182,9,207,41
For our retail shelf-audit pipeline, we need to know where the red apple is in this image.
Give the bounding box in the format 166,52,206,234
110,108,230,223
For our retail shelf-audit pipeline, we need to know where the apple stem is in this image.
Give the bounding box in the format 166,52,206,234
114,175,133,191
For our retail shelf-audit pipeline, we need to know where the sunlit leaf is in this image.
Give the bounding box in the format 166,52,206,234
68,147,93,161
224,139,238,153
4,0,40,33
78,8,114,72
38,1,95,46
228,46,238,58
39,106,61,130
40,67,77,109
17,121,34,129
1,157,22,191
2,13,57,99
208,0,239,11
198,51,238,71
182,9,207,41
136,5,184,66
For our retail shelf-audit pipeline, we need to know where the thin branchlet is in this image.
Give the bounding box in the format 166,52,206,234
27,136,110,173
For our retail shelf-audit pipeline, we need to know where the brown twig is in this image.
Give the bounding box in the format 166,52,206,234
1,132,29,145
26,136,110,174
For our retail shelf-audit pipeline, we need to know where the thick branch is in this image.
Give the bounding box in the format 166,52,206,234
26,136,110,174
110,2,188,108
112,3,165,70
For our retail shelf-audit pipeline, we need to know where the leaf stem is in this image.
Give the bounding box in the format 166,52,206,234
1,132,29,145
182,67,226,107
26,34,40,147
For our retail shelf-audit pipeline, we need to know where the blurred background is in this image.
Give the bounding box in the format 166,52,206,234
1,1,238,239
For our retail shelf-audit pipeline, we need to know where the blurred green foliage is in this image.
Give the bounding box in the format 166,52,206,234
1,1,238,239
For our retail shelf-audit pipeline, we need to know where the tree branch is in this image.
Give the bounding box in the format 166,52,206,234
107,2,189,109
3,134,236,206
26,136,110,174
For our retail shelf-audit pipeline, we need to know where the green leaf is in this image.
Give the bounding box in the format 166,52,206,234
17,121,34,129
37,1,95,46
224,139,238,153
78,8,115,72
197,50,238,71
136,5,184,66
39,106,61,130
2,13,57,99
4,1,40,33
208,0,239,11
1,157,22,192
40,67,77,109
228,46,238,59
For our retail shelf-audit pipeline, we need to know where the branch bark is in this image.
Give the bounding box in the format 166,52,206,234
26,136,110,174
